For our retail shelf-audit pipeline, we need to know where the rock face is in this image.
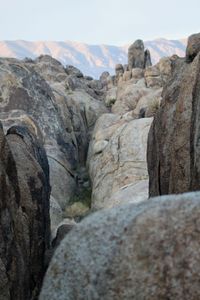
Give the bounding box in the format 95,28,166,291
111,75,162,115
0,123,50,300
128,39,145,69
144,57,173,88
0,56,107,235
115,64,124,79
147,41,200,197
128,39,151,70
186,33,200,62
40,192,200,300
87,114,152,209
87,44,175,210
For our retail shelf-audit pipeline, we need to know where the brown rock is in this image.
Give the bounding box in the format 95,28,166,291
147,53,200,197
115,64,124,76
0,124,50,300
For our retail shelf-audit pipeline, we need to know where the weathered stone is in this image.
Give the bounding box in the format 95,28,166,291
84,75,93,81
128,39,145,70
40,192,200,300
144,65,162,87
65,65,84,78
122,70,132,81
186,32,200,62
123,64,128,72
147,53,200,197
0,56,108,230
115,63,124,76
134,88,162,117
50,196,63,239
105,87,117,107
131,68,144,80
112,78,150,114
0,124,50,300
88,114,152,209
144,49,152,67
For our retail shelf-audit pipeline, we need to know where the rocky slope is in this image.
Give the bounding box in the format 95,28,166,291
0,38,187,78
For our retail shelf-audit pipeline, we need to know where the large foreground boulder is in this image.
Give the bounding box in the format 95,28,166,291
40,192,200,300
0,124,50,300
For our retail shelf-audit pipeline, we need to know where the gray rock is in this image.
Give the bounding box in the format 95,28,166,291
186,32,200,62
87,114,152,209
65,65,84,78
40,192,200,300
0,55,108,220
144,49,152,67
147,53,200,197
99,71,110,87
115,63,124,76
128,39,145,70
0,123,50,300
84,75,93,81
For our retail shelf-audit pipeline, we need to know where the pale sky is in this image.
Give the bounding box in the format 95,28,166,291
0,0,199,44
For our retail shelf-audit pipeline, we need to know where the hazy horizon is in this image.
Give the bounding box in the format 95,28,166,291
0,0,198,45
0,36,188,46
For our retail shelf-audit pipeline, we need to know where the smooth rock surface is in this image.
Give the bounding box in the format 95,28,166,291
88,114,152,209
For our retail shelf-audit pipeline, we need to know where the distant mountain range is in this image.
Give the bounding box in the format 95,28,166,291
0,38,187,78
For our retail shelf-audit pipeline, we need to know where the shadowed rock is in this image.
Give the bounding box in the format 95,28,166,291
147,44,200,196
0,123,50,300
128,39,145,70
186,32,200,62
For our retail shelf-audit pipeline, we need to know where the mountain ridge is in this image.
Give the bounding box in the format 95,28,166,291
0,38,187,78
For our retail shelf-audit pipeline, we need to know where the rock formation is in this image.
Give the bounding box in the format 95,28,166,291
186,32,200,62
128,39,152,70
0,123,50,300
147,33,200,197
2,32,199,300
0,55,107,236
87,114,152,209
86,38,174,210
40,192,200,300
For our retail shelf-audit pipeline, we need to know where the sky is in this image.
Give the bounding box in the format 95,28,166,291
0,0,199,45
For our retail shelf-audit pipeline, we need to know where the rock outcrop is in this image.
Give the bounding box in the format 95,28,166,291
186,32,200,62
128,39,152,70
87,114,152,209
0,123,50,300
147,34,200,197
86,39,176,210
0,56,107,235
40,192,200,300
